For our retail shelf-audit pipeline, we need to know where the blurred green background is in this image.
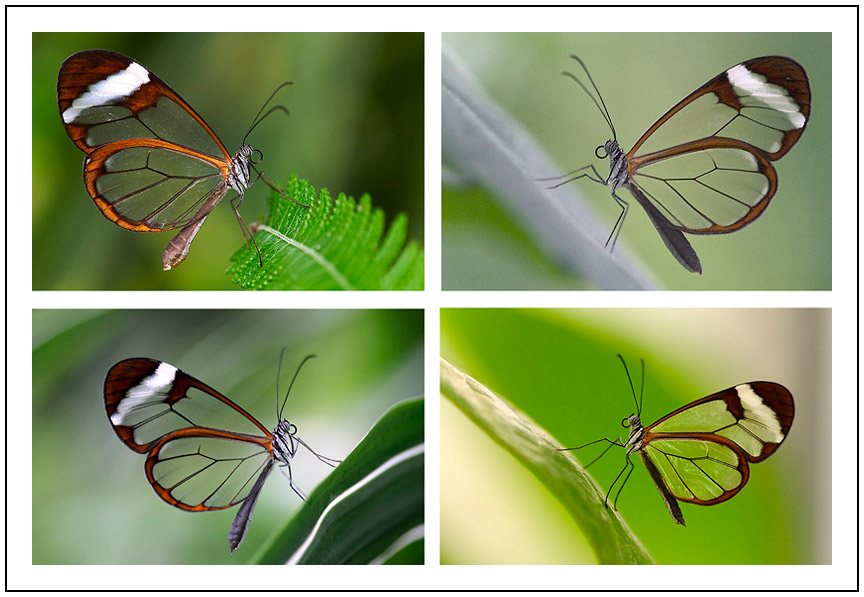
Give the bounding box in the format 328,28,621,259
34,32,424,289
441,308,830,564
32,309,423,564
442,32,831,290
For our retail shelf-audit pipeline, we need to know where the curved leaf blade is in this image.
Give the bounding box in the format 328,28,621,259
250,397,424,565
442,49,655,290
440,358,653,564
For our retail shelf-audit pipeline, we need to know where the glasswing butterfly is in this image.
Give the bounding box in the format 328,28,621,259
104,352,340,552
560,356,794,525
544,56,811,274
58,49,298,270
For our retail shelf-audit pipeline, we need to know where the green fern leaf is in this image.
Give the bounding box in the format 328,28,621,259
229,176,424,290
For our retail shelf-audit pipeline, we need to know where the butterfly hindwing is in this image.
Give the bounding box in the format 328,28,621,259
629,138,778,234
144,427,273,512
642,434,750,506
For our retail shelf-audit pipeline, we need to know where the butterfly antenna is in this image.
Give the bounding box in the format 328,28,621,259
617,354,641,416
275,346,288,415
278,353,317,420
243,81,293,144
564,55,616,140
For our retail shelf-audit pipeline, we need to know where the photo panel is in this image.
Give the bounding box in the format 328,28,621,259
10,3,855,591
442,32,830,290
32,309,424,564
36,32,424,290
441,308,830,565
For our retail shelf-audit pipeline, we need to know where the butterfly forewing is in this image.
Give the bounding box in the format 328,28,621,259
628,56,810,160
58,50,228,158
645,382,795,461
105,358,271,452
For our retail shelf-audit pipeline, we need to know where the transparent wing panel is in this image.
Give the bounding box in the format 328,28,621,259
648,383,793,461
648,400,736,434
106,359,270,452
645,439,745,503
140,96,225,159
151,435,272,510
92,146,225,229
631,146,773,232
73,95,225,159
631,58,809,159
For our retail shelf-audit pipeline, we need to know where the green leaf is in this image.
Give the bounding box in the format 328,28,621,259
442,49,654,290
249,397,424,564
229,175,424,290
440,358,654,564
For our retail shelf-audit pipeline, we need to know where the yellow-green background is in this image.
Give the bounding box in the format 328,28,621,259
441,308,830,564
442,32,831,290
34,32,424,289
32,309,423,564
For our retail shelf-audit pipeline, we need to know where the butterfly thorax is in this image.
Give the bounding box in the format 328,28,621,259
272,420,299,465
602,139,629,192
228,144,256,194
623,413,645,456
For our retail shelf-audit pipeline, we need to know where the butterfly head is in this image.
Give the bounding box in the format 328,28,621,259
622,413,641,430
276,419,298,437
596,139,620,161
272,419,300,462
227,144,259,193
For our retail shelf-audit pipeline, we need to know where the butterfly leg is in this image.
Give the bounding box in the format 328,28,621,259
537,164,605,189
558,436,624,469
606,188,629,252
611,456,635,510
251,166,310,209
295,436,341,467
277,461,307,501
228,191,265,267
